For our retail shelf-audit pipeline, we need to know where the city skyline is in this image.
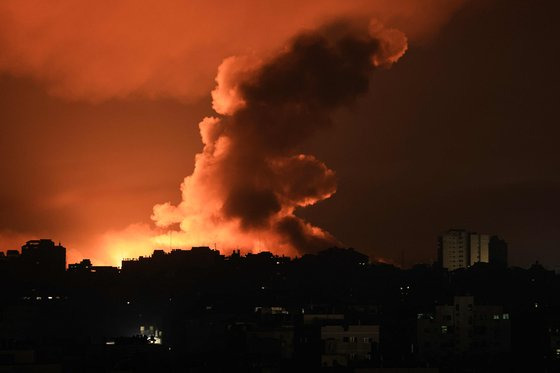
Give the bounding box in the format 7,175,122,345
0,227,525,271
1,1,559,370
1,235,559,370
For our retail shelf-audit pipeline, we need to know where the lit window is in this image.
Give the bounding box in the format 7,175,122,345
441,326,448,334
503,313,509,320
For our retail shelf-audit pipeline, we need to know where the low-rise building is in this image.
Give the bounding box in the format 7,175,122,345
321,324,379,367
417,296,510,362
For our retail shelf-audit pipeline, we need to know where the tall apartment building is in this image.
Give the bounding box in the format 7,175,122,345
489,236,508,267
470,233,490,265
438,229,507,270
439,229,470,270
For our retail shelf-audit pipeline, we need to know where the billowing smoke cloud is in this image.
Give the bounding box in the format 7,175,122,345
0,1,467,264
151,20,407,255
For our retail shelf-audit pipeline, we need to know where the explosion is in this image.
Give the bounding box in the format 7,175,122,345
150,20,407,256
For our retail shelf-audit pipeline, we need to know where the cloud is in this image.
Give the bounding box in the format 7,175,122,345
0,0,464,102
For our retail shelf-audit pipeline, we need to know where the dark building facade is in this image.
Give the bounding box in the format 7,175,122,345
21,239,66,274
489,236,508,268
417,296,511,364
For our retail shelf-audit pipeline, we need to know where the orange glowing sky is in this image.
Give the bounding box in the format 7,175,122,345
1,0,559,267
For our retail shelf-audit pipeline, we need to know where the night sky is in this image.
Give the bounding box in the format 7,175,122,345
0,0,558,267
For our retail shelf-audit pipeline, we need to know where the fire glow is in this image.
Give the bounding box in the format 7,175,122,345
113,20,409,260
0,0,471,266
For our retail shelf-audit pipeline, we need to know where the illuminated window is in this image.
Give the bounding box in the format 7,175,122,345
441,326,448,334
503,313,510,320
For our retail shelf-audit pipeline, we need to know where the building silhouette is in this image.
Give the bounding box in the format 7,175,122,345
438,229,508,270
2,239,560,371
489,236,508,267
417,296,511,364
21,239,66,273
0,239,66,279
321,324,379,367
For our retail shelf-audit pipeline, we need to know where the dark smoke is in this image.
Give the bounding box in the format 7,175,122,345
152,19,407,255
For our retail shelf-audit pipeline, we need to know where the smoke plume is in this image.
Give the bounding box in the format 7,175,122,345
151,20,407,255
0,1,467,264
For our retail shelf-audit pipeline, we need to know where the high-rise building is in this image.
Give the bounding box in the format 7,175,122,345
438,230,508,270
21,239,66,275
469,233,490,265
439,229,470,271
489,236,508,267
